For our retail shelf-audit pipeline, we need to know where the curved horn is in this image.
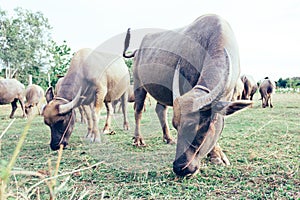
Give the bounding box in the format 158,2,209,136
191,48,231,112
172,58,182,101
176,48,231,113
58,87,82,114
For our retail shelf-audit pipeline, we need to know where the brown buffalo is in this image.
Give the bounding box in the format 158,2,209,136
25,84,45,116
43,48,130,150
241,75,258,100
123,14,252,177
259,77,276,108
0,78,26,118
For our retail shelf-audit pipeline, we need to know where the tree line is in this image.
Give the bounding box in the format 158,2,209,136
276,77,300,89
0,7,72,89
0,7,298,91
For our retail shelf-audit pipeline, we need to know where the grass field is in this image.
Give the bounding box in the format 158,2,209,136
0,93,299,199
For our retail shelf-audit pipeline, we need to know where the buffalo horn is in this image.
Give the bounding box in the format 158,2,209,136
191,48,231,112
172,59,182,101
58,87,82,114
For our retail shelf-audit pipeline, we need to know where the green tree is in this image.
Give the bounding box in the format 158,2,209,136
47,40,73,87
0,7,52,85
277,78,287,88
124,58,133,84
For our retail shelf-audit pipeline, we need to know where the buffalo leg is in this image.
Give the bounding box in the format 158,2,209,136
92,88,106,142
18,98,26,118
83,105,93,139
207,143,230,165
78,105,87,123
133,87,147,146
155,103,174,144
265,95,270,107
9,99,18,118
269,95,273,108
261,93,266,108
103,102,114,134
120,91,129,130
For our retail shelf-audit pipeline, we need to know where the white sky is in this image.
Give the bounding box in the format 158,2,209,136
1,0,299,81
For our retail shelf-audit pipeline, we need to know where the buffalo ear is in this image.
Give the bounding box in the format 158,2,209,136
45,87,54,103
213,100,253,116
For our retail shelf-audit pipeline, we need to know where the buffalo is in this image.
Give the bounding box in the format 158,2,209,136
0,78,26,118
259,77,276,108
123,14,252,177
43,48,130,150
241,75,258,100
25,84,45,116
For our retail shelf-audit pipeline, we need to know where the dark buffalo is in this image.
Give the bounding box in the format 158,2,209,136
123,14,252,177
259,77,276,108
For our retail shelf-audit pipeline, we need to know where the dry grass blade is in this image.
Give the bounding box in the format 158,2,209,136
27,161,104,194
0,117,32,200
0,118,16,140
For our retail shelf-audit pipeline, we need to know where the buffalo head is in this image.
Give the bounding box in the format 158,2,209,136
43,87,81,150
172,86,252,176
25,104,34,116
171,61,252,176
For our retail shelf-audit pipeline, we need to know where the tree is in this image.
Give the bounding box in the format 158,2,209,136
124,58,133,84
0,7,52,85
277,78,287,88
47,40,73,87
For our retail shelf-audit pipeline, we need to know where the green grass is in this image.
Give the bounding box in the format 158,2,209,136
0,93,299,199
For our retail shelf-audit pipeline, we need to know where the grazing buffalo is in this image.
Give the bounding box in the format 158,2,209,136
25,84,45,116
0,78,26,118
232,78,244,101
259,77,276,108
241,75,258,100
123,14,252,177
43,48,130,151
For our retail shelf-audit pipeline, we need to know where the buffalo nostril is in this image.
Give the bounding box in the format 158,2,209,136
50,143,60,151
173,163,199,177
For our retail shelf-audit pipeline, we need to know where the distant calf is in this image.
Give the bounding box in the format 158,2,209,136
0,78,26,118
25,84,45,116
259,77,276,108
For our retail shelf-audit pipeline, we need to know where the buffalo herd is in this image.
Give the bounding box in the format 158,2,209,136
0,14,279,177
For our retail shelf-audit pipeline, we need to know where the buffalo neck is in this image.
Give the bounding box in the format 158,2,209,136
57,72,83,101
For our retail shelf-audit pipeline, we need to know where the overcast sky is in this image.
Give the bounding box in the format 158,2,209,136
1,0,299,81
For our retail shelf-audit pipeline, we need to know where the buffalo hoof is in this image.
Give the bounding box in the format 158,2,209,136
85,133,93,140
93,137,101,143
208,145,230,166
103,129,116,135
164,138,176,145
132,137,146,147
210,151,230,166
123,122,129,131
108,130,116,135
